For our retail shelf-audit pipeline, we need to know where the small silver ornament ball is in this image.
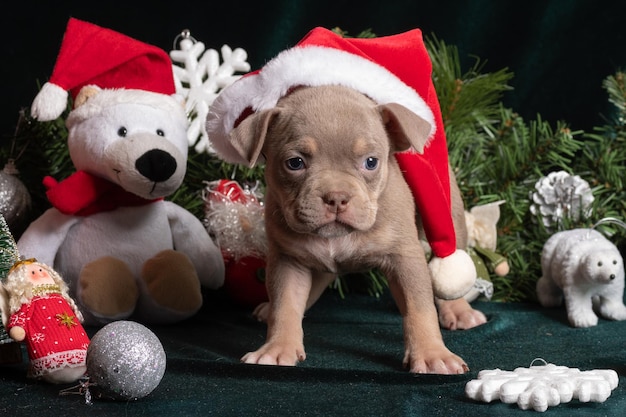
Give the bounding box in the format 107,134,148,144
87,321,166,400
0,161,31,233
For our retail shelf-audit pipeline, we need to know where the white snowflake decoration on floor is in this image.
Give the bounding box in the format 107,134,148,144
465,360,618,412
170,30,251,153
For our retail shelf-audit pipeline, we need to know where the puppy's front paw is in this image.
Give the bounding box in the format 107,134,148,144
241,342,306,366
403,344,469,375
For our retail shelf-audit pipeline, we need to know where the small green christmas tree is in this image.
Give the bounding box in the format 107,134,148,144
0,214,20,347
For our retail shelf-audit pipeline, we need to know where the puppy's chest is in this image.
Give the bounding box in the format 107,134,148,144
292,237,380,274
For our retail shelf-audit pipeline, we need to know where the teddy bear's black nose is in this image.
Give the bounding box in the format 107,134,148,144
135,149,177,182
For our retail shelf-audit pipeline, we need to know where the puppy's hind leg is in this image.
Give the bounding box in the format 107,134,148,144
436,298,487,330
436,166,487,331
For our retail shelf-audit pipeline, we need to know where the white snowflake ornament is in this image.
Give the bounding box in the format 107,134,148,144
465,360,619,412
170,30,250,153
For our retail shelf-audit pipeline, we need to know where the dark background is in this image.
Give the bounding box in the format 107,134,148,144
2,0,626,144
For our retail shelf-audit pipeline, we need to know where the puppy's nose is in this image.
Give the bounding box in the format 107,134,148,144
323,192,350,213
610,274,616,280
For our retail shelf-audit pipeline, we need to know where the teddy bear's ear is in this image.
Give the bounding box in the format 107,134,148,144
74,85,102,109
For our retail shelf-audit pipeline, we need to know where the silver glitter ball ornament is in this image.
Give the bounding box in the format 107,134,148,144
0,160,31,233
86,320,166,400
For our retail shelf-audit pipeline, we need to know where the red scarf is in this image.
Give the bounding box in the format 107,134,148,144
44,171,161,216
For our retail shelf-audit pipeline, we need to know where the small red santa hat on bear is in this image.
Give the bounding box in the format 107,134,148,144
207,27,476,300
30,17,178,122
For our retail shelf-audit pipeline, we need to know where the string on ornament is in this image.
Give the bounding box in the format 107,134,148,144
529,357,549,367
589,216,626,238
59,376,94,405
172,28,197,51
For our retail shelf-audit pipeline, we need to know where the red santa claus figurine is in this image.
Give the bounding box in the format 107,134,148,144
1,259,89,384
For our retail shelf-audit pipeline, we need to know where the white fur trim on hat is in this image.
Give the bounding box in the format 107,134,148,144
66,87,186,128
207,45,436,165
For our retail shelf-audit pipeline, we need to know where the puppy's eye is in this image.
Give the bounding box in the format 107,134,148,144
156,129,165,136
364,157,378,170
614,260,618,265
598,261,603,267
118,127,128,137
286,157,305,171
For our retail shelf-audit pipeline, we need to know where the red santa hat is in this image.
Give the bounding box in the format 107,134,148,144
207,27,476,299
30,17,177,122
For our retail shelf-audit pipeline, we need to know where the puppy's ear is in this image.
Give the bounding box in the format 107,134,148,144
230,109,279,167
378,103,432,153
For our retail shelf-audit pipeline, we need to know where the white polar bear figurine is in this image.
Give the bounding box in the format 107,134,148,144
537,228,626,327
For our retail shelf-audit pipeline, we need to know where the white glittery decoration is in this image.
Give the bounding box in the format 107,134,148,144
86,321,166,400
529,171,594,229
203,180,267,260
466,360,619,412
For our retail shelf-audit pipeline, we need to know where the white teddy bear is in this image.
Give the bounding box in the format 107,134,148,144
16,18,225,325
537,228,626,327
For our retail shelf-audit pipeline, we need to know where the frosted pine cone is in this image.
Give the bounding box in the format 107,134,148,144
529,171,594,228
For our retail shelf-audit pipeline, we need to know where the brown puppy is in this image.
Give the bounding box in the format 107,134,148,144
229,85,473,374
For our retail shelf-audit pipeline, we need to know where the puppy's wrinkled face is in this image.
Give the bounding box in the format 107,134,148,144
263,87,391,238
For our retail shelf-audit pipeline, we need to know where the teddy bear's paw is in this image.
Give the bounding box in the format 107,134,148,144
79,256,139,319
142,250,202,313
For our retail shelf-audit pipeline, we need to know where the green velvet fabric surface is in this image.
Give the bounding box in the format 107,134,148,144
2,289,626,416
